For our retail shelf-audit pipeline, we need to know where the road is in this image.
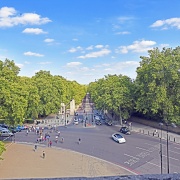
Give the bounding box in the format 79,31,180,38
14,94,180,175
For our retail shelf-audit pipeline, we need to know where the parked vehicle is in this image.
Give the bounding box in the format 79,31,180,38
0,124,9,129
95,120,102,125
94,115,100,121
74,119,79,125
112,133,126,144
9,127,17,133
105,120,112,126
0,129,13,137
120,126,131,135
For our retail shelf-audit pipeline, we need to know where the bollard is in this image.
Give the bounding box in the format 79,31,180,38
174,137,175,142
169,136,170,141
148,131,149,135
139,129,141,133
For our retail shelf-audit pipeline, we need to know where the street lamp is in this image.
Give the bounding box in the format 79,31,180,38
159,122,163,174
165,122,177,174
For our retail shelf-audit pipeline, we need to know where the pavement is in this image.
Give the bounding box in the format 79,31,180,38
0,142,135,179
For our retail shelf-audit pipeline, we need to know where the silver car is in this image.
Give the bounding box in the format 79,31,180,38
112,133,126,143
0,129,13,137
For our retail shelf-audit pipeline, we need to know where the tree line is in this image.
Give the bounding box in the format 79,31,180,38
0,59,87,126
88,47,180,125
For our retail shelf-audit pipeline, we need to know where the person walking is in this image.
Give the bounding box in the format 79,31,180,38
34,144,37,151
42,151,45,159
49,140,52,147
78,138,81,144
55,135,58,143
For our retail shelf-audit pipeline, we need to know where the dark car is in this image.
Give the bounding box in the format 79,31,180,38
105,120,112,126
120,126,131,135
95,120,101,125
9,127,17,133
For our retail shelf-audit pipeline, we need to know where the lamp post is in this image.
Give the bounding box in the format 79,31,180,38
166,122,177,174
159,122,163,174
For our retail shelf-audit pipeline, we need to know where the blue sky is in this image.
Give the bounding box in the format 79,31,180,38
0,0,180,84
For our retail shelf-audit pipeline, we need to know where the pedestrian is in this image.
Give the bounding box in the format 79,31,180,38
49,140,52,147
34,144,37,151
42,151,45,159
26,129,29,136
61,137,64,143
78,138,81,144
55,135,58,143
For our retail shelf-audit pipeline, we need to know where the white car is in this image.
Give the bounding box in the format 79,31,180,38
74,119,79,125
94,115,100,121
112,133,126,143
0,129,13,137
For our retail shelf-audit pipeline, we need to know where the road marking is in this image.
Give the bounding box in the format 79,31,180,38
124,153,138,159
146,161,165,169
169,150,180,155
136,146,152,152
162,155,179,161
174,147,180,150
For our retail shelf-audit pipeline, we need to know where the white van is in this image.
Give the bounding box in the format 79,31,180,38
0,129,13,137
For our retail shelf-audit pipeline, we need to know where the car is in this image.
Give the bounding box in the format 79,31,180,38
95,120,101,125
0,129,14,137
8,127,17,133
0,124,9,129
112,133,126,143
105,120,112,126
120,126,131,135
94,115,100,121
74,119,79,125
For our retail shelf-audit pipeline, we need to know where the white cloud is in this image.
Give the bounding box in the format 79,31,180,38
86,45,93,50
159,44,169,49
77,48,111,59
24,61,30,64
72,38,78,41
16,63,24,68
24,51,44,57
68,46,83,53
95,45,104,49
102,63,110,67
81,67,89,71
44,38,54,43
115,31,131,35
66,61,82,67
150,17,180,30
116,40,156,54
0,7,51,27
22,28,47,34
117,16,134,23
38,61,52,65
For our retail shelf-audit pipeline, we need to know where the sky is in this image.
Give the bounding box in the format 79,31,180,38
0,0,180,85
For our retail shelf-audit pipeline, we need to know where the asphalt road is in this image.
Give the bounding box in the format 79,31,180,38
14,95,180,175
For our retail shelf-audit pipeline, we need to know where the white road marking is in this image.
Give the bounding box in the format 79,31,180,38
174,147,180,150
169,150,180,155
124,153,138,159
162,155,179,161
145,143,158,147
136,146,152,152
146,161,165,169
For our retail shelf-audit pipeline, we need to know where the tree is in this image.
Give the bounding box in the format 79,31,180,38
135,47,180,124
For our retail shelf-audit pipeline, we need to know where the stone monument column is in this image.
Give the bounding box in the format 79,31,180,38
70,99,75,115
